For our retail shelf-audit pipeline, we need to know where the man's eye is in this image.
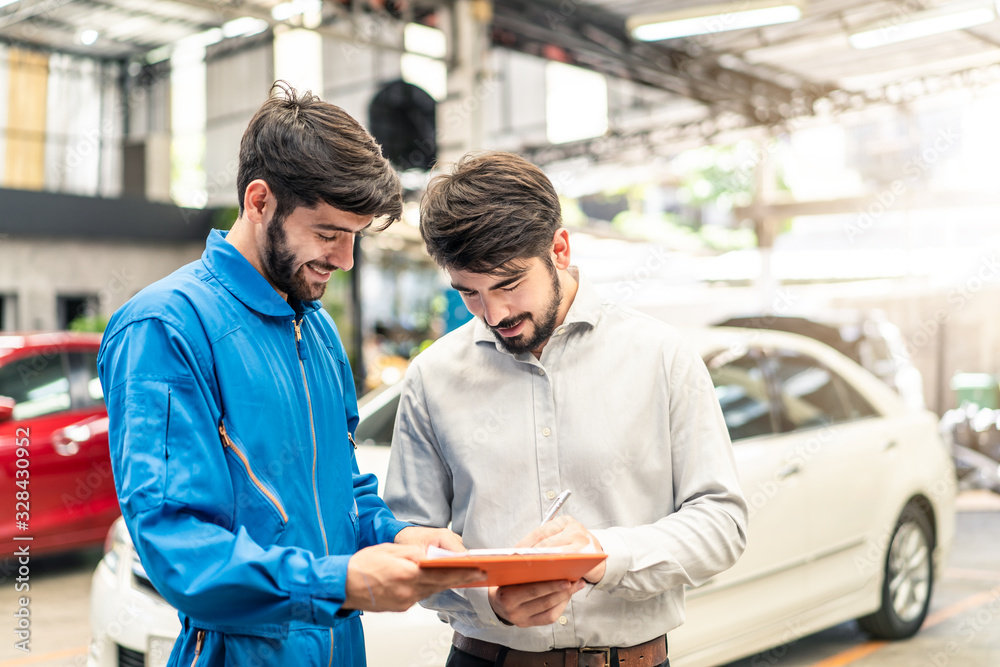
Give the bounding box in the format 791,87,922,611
501,283,520,292
319,234,337,241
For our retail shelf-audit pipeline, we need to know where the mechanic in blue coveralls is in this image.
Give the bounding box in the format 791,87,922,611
98,83,481,667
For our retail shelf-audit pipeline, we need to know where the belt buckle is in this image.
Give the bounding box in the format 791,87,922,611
579,646,611,667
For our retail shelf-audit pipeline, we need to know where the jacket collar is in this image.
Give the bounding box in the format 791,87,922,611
201,229,322,318
473,266,603,346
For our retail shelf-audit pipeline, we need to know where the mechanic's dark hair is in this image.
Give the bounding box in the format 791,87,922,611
237,81,401,229
419,151,561,275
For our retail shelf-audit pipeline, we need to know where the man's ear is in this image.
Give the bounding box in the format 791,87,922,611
243,179,273,226
551,228,571,270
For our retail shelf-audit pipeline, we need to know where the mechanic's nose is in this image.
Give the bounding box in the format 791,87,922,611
330,235,356,271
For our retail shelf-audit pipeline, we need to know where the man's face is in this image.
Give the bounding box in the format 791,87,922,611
262,203,373,302
449,257,563,355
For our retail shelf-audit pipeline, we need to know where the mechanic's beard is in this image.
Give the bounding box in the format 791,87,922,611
263,216,330,303
490,267,562,356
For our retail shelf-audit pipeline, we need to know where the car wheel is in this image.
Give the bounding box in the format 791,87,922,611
857,504,934,639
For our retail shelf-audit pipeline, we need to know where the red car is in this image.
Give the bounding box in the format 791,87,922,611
1,332,120,555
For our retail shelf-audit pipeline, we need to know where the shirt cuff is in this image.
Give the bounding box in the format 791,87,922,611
466,587,509,628
590,528,629,591
375,515,414,545
308,554,352,625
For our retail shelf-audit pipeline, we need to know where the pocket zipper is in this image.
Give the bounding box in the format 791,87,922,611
219,422,289,523
190,630,205,667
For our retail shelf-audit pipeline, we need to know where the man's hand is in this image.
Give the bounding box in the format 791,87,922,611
488,579,585,627
516,515,607,584
344,543,484,612
394,525,465,552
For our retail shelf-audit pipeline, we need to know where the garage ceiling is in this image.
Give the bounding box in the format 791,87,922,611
3,0,1000,139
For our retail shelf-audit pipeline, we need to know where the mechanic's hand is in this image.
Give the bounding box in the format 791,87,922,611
488,579,586,627
344,543,484,612
394,525,466,553
516,515,607,584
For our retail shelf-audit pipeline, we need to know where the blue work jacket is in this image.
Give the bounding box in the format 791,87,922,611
98,230,409,666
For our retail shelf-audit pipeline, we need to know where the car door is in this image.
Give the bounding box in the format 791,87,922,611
0,348,112,551
763,347,890,608
60,350,119,536
673,345,812,652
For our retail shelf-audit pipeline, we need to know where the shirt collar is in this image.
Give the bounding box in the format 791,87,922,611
201,229,322,318
472,266,604,347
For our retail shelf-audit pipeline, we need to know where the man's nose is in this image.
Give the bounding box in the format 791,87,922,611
481,296,509,327
328,235,356,271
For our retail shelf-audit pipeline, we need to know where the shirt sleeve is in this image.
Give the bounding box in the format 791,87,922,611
99,315,356,629
383,364,508,628
591,341,748,601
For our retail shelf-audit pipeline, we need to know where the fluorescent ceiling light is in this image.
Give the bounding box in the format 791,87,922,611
79,29,99,45
271,0,322,22
628,0,803,42
222,16,270,39
849,1,998,49
0,0,21,9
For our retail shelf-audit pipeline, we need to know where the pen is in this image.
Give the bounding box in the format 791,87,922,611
539,490,571,525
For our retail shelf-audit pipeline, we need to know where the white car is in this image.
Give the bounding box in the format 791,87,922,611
89,327,955,667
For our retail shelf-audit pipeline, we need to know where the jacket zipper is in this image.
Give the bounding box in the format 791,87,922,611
295,318,330,555
190,630,204,667
219,422,288,523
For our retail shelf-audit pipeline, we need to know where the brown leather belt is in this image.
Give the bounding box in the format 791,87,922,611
452,632,667,667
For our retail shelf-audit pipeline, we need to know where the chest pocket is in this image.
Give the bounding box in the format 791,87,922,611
219,420,288,546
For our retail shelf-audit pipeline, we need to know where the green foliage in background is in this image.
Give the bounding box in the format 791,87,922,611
213,207,240,230
68,315,109,333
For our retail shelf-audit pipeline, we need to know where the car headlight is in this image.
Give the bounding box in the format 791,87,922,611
102,519,132,576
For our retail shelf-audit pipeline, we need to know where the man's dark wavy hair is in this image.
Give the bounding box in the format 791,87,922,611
237,81,402,229
419,151,561,275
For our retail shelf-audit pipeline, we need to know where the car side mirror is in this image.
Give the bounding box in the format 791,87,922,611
0,396,14,422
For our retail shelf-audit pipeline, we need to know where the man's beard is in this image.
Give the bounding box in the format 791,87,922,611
489,263,562,355
263,216,334,303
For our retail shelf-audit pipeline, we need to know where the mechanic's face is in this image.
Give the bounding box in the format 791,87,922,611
262,203,372,302
449,257,563,356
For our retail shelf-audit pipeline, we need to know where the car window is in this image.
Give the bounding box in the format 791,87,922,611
836,374,879,420
706,348,776,441
0,352,72,419
68,351,104,408
767,349,862,430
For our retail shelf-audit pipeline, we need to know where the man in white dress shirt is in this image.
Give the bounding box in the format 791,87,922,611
384,151,748,667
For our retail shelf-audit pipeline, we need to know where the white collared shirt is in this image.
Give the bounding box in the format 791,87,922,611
384,268,748,650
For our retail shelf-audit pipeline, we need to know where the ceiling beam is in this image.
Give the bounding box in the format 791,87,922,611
492,0,834,124
164,0,410,53
0,0,81,30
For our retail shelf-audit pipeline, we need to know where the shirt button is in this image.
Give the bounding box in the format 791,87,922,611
558,616,568,625
537,368,545,375
557,327,566,335
546,490,556,500
541,427,551,437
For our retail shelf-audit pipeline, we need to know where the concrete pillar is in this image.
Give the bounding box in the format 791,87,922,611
437,0,493,164
749,137,781,312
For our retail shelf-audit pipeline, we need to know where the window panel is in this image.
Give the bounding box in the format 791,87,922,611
0,353,72,419
69,351,104,408
707,349,775,442
767,349,851,431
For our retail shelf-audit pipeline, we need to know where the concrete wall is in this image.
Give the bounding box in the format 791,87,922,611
205,39,276,208
0,238,203,331
829,281,1000,414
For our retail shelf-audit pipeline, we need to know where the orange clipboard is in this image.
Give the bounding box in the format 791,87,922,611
420,550,607,588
